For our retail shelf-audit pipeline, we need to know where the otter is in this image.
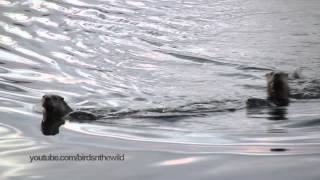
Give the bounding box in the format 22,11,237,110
246,71,289,107
41,71,290,135
41,94,97,135
266,71,289,106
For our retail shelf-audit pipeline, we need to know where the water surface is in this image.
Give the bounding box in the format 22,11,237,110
0,0,320,179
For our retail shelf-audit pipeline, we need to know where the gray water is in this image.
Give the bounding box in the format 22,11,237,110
1,0,320,179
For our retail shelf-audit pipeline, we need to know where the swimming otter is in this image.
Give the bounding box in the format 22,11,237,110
246,71,289,107
41,94,97,135
266,71,289,106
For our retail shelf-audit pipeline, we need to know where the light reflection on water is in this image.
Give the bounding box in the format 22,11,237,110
0,0,320,179
153,157,204,167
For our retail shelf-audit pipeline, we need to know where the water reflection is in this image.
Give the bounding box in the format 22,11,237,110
246,106,288,121
267,107,288,121
0,123,57,179
154,157,203,167
0,123,41,156
0,123,22,138
0,0,320,165
0,82,26,92
0,0,320,179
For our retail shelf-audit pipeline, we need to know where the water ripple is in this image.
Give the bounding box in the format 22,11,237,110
0,0,319,171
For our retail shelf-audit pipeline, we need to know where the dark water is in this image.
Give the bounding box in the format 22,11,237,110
0,0,320,179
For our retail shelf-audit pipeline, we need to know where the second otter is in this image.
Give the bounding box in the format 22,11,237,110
266,71,289,106
246,71,289,107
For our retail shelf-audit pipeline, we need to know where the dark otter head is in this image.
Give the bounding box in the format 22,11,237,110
41,94,72,135
266,72,289,106
42,94,72,117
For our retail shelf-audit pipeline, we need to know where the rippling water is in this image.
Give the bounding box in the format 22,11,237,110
1,0,320,179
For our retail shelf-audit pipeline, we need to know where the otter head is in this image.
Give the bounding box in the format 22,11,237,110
42,94,72,117
266,72,289,106
41,94,72,135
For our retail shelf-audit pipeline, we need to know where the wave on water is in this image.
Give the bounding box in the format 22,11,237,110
0,0,320,153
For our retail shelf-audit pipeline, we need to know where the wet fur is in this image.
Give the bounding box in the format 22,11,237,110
266,72,290,106
246,71,290,108
42,94,73,135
